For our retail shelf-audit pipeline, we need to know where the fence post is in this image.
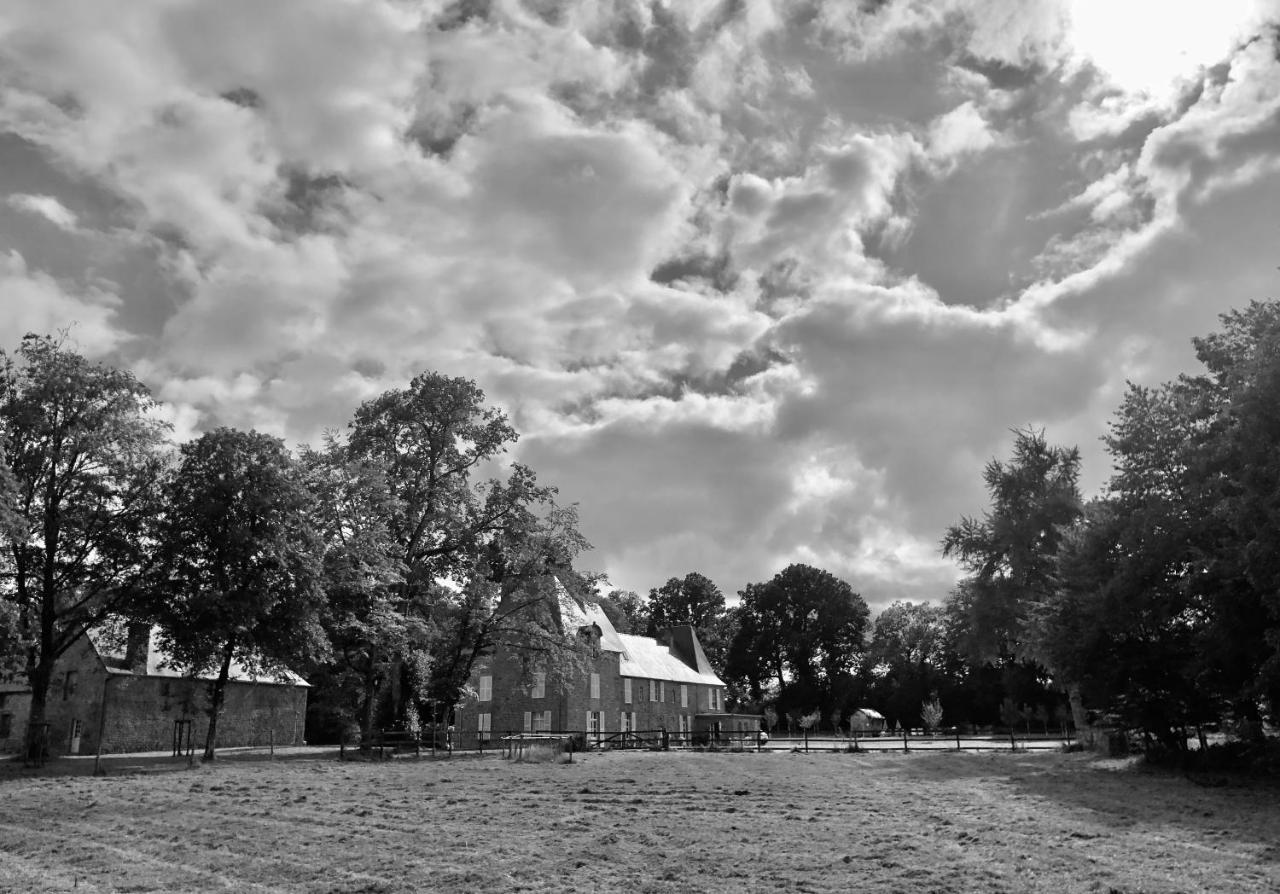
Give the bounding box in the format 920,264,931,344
903,728,909,753
804,728,808,753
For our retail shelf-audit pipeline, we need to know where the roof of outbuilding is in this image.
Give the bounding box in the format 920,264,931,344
617,633,725,687
93,626,310,687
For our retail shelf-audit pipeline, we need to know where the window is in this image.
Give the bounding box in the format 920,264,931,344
0,712,11,738
710,688,720,711
623,678,632,703
658,681,665,703
679,714,689,735
589,673,600,700
586,710,600,737
478,674,492,702
532,672,546,699
478,712,492,742
63,670,78,700
680,684,688,708
648,679,656,702
621,711,635,733
523,711,533,733
535,710,552,733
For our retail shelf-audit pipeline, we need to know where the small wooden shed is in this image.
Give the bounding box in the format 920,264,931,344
849,707,887,736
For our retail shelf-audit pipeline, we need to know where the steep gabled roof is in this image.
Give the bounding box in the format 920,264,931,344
617,632,724,687
555,583,628,655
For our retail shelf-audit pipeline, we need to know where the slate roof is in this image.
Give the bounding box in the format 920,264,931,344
92,626,309,687
617,633,725,687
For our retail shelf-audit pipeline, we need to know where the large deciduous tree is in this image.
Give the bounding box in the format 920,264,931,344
0,335,168,758
726,564,870,716
151,428,328,761
865,601,958,731
299,436,412,745
345,372,588,719
646,571,730,670
941,427,1086,730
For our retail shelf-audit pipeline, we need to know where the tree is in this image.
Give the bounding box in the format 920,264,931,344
1191,301,1280,713
0,335,169,758
151,428,328,761
865,601,959,730
942,427,1086,730
346,372,587,717
646,572,724,633
599,589,647,635
646,572,730,671
299,435,413,745
726,564,870,717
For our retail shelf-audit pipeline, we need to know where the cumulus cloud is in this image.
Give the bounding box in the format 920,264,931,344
0,0,1277,607
0,250,122,355
6,193,78,230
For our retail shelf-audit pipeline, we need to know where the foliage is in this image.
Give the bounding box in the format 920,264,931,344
150,428,329,760
920,697,944,732
727,564,870,717
344,371,587,718
0,334,169,756
865,601,960,729
599,588,647,635
1045,301,1280,746
298,435,416,743
942,427,1083,666
645,571,733,672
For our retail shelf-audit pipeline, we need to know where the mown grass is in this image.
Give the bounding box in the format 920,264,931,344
1,749,1277,893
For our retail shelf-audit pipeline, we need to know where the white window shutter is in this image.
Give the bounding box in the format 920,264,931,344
523,711,532,732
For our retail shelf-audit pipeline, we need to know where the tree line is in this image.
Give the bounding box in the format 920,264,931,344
6,299,1279,762
0,335,594,761
602,302,1280,752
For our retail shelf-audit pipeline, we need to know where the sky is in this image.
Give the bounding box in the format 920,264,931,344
2,0,1280,614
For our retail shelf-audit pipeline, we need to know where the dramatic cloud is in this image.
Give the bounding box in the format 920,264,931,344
2,0,1278,612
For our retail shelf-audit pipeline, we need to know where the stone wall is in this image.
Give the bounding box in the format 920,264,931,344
0,687,32,753
460,649,718,741
95,676,308,755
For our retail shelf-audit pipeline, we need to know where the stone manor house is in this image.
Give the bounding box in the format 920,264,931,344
457,586,759,744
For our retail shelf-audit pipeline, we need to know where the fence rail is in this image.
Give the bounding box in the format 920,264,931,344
765,727,1074,753
339,725,1074,760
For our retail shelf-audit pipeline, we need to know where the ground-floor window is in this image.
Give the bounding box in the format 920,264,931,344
478,712,492,742
620,711,635,733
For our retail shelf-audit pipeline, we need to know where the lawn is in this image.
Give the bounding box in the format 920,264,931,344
1,748,1276,893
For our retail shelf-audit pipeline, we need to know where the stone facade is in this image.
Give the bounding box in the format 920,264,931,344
1,626,309,756
457,595,730,744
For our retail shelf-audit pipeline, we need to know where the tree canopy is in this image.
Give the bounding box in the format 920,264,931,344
0,334,169,757
727,563,870,717
150,428,329,760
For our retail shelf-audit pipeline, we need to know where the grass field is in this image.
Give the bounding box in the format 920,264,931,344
1,748,1277,893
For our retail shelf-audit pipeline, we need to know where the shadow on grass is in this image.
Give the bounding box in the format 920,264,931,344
0,745,343,783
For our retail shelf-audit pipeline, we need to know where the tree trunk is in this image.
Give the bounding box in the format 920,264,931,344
24,662,52,762
202,637,236,762
1067,683,1091,748
360,648,380,747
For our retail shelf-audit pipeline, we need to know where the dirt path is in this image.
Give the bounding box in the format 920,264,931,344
1,750,1275,893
